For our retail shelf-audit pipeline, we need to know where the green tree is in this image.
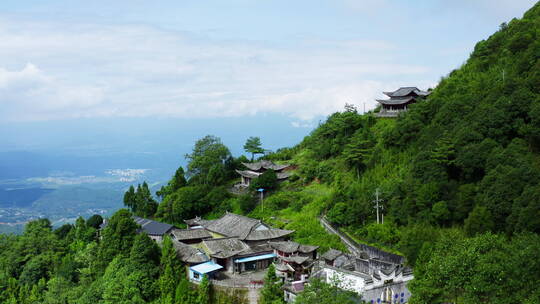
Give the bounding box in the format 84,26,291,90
159,236,183,302
123,186,136,210
431,201,451,225
185,135,231,184
175,277,195,304
20,254,53,286
260,264,284,304
398,223,440,266
87,214,104,229
130,233,160,267
101,257,147,304
464,205,494,236
295,278,360,304
514,185,540,233
244,136,264,161
238,194,257,214
251,169,278,191
98,209,138,267
410,233,540,304
124,182,158,217
197,276,210,304
343,129,374,178
157,167,187,199
43,277,73,304
54,223,73,239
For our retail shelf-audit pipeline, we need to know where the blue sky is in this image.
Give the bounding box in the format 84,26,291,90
0,0,535,123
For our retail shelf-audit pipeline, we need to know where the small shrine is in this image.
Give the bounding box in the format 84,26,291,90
235,160,291,187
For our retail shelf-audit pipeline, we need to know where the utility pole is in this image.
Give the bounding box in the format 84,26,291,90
374,188,380,224
373,188,384,224
363,102,366,114
258,188,265,212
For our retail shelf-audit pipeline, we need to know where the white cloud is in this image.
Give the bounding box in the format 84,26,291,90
0,18,432,122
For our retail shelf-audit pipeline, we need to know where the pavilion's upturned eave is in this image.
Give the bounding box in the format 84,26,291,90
375,97,414,105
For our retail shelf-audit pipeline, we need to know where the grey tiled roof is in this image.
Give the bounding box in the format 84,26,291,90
133,216,174,236
171,228,212,241
281,255,310,265
188,213,295,243
270,241,300,253
298,244,319,253
235,170,261,179
242,242,274,255
275,262,295,272
242,161,291,171
270,241,318,253
173,240,210,264
184,217,215,227
204,212,262,239
184,217,202,226
203,237,249,259
383,87,430,97
236,169,291,180
376,96,415,105
383,87,418,97
245,228,294,241
321,249,345,261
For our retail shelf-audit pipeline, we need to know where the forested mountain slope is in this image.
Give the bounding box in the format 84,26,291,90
287,1,540,236
261,3,540,302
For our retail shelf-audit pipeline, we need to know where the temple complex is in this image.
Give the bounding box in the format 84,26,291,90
181,212,299,274
375,87,430,117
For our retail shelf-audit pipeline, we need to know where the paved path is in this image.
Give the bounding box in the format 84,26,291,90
247,287,260,304
320,216,405,264
319,216,362,256
210,271,264,303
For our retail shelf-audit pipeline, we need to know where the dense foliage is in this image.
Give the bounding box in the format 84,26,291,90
0,212,242,304
266,4,540,303
279,2,540,251
259,264,284,304
410,232,540,304
294,278,361,304
124,182,158,218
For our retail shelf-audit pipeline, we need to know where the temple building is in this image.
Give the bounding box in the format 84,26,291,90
271,241,319,280
235,160,292,187
181,212,295,275
298,248,413,304
375,87,430,117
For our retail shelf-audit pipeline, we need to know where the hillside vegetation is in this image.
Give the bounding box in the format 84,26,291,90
0,2,539,304
261,3,540,303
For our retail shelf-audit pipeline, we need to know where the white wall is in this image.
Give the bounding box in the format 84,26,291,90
322,268,366,293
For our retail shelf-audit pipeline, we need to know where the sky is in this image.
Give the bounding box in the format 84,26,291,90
0,0,536,124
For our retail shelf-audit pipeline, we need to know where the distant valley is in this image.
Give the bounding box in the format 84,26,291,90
0,151,171,233
0,115,312,233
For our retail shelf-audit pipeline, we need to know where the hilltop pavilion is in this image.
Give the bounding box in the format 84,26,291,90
235,160,292,187
375,87,430,117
